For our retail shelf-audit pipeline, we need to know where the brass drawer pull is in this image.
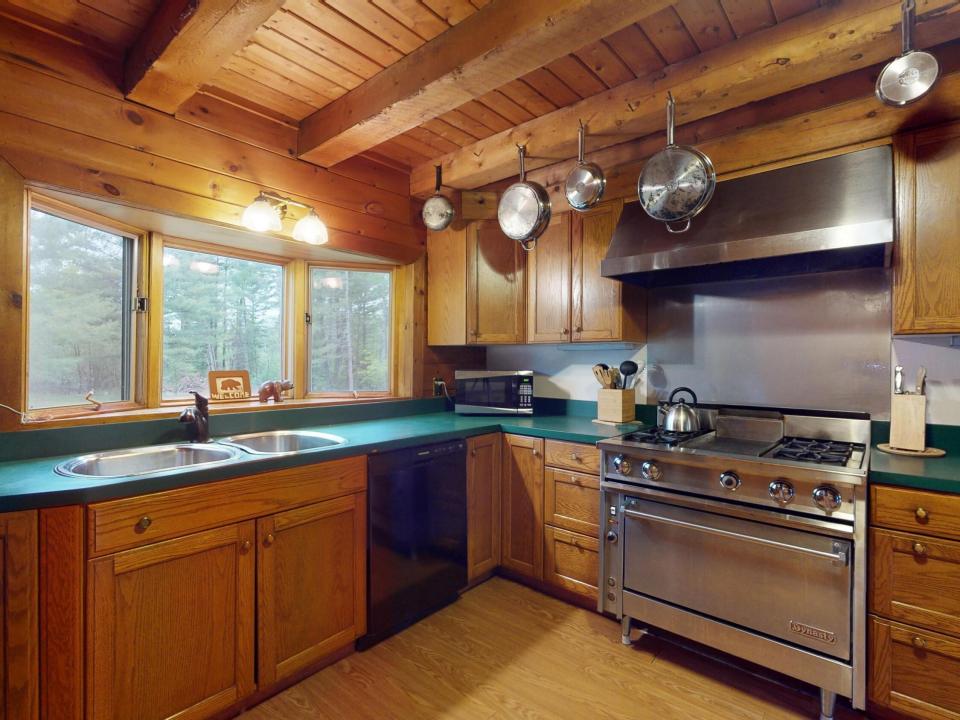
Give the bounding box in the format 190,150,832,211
136,516,152,531
913,542,927,556
570,452,581,461
912,636,927,650
916,506,928,521
241,540,251,553
264,533,276,547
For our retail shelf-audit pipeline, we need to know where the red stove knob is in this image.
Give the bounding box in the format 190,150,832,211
813,485,843,511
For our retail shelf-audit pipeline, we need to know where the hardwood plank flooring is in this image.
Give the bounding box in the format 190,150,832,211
240,577,864,720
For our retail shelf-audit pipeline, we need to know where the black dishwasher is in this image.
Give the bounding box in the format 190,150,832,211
359,439,467,649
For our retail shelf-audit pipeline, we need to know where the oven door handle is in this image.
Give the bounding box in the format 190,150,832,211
624,508,850,566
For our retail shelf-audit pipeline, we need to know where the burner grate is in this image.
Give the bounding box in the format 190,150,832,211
771,437,865,466
621,428,709,447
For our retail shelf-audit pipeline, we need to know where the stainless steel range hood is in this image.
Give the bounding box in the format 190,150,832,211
601,146,893,287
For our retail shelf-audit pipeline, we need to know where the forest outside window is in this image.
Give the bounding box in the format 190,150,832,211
308,267,392,396
26,203,140,411
161,245,284,400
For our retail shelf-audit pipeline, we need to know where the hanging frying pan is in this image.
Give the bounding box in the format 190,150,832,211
564,121,606,211
498,144,551,251
421,165,456,231
876,0,939,107
637,92,716,234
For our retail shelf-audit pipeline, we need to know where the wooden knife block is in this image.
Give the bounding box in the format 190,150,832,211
598,389,635,423
890,394,927,452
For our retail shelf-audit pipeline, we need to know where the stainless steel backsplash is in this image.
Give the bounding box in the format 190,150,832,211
644,268,892,417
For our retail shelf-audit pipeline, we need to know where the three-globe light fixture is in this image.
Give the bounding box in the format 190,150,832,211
241,191,329,245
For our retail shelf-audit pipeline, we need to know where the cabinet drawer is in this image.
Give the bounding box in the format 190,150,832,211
872,485,960,541
544,440,600,475
871,528,960,638
870,616,960,719
543,525,599,601
88,455,366,556
544,468,599,536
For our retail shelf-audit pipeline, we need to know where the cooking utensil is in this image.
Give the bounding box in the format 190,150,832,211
661,387,700,433
498,144,552,250
876,0,939,107
609,368,621,390
894,365,904,394
619,360,639,390
564,120,606,211
421,165,456,231
638,93,716,234
592,364,607,388
916,366,927,395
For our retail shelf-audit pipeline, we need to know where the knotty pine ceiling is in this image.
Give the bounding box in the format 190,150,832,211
3,0,822,171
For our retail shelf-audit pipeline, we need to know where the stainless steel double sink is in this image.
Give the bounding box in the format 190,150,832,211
54,430,347,479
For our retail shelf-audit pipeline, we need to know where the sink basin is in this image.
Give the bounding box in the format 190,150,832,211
55,443,241,478
218,430,346,455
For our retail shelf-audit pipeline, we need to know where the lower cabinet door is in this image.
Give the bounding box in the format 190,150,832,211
543,525,599,601
257,493,367,687
87,522,256,720
501,435,544,580
467,433,501,583
870,615,960,719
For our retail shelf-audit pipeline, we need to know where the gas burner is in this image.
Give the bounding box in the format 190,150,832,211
768,437,865,467
621,427,709,447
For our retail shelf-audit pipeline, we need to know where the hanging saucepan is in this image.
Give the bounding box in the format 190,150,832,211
876,0,939,107
421,165,456,231
498,144,551,251
564,120,606,211
638,92,716,234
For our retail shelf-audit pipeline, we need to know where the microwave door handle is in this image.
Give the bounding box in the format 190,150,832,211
624,508,850,566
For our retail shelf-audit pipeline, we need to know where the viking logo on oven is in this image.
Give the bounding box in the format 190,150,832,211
789,620,836,644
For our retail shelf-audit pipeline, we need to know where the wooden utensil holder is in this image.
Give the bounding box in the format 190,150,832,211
890,394,927,452
598,389,636,423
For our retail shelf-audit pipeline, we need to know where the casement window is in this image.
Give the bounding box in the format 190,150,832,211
161,245,285,400
26,199,143,412
307,267,392,397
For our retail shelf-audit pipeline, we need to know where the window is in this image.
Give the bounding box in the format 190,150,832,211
309,267,391,395
27,206,138,410
162,246,284,399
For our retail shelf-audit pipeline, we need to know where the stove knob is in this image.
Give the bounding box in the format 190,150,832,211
813,485,843,511
640,461,662,481
719,471,741,491
606,530,619,543
768,479,795,505
612,455,632,475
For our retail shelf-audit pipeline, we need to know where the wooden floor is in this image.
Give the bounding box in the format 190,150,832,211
240,577,865,720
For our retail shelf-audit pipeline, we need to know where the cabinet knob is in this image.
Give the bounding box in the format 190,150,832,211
241,540,251,553
264,533,275,547
471,448,476,456
913,542,927,557
575,326,583,333
532,449,540,457
912,636,927,650
562,328,569,335
570,452,581,462
916,506,928,521
136,516,152,531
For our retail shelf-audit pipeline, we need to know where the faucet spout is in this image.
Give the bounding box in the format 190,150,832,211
179,391,210,442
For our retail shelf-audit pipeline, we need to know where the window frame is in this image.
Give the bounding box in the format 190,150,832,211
24,192,148,418
157,237,294,405
304,262,395,400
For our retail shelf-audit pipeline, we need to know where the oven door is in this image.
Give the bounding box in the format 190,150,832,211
623,496,852,660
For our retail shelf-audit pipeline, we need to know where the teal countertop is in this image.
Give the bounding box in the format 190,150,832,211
868,422,960,494
0,409,632,511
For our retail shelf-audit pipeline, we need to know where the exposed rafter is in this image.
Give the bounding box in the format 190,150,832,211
410,0,960,197
124,0,285,114
297,0,676,167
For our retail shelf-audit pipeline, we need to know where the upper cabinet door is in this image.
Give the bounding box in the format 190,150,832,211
572,201,646,343
526,213,572,343
895,125,960,334
467,220,526,344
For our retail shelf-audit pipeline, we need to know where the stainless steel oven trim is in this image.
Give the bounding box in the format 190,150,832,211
623,506,850,565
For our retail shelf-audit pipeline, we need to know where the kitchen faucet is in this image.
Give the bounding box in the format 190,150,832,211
179,391,210,442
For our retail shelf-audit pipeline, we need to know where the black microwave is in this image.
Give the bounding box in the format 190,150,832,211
454,370,533,415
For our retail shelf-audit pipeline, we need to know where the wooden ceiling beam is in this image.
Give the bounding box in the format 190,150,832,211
410,0,960,197
297,0,677,167
124,0,286,114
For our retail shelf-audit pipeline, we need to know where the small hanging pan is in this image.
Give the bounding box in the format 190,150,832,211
564,121,606,211
876,0,939,107
421,165,456,231
498,144,551,251
638,92,716,234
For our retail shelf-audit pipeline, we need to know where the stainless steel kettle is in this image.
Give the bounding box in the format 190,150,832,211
661,387,700,433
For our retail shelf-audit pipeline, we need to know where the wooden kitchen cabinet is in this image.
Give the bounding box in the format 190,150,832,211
258,493,366,687
526,213,572,343
500,434,544,580
543,525,600,601
467,219,526,344
87,522,256,720
0,510,38,720
894,123,960,334
467,433,501,584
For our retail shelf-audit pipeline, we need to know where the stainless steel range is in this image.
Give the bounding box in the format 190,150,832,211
599,405,870,720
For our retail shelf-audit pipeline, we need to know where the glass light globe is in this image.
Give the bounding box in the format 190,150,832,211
242,196,282,232
293,210,329,245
